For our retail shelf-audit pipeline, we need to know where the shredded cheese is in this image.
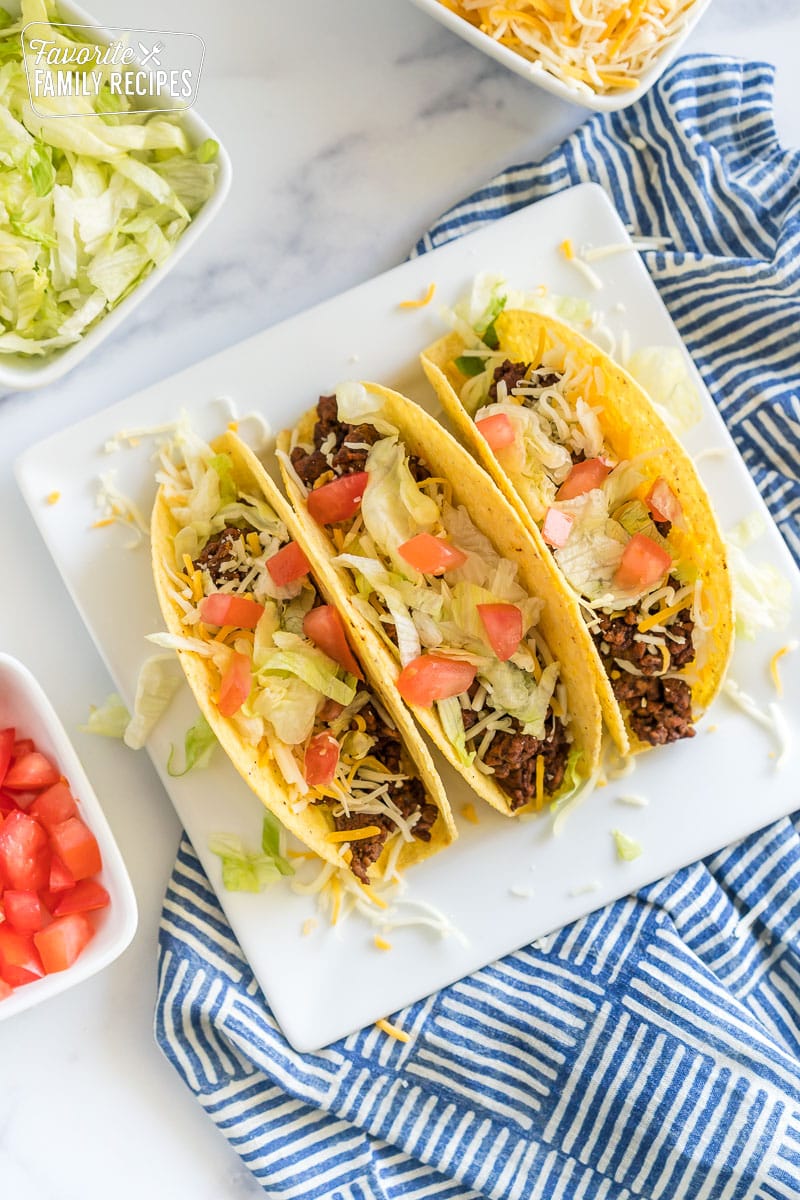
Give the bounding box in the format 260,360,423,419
535,755,545,810
399,282,436,309
374,935,392,951
638,597,687,633
375,1017,410,1043
301,918,316,936
46,490,61,505
770,641,798,697
560,237,575,260
326,826,382,844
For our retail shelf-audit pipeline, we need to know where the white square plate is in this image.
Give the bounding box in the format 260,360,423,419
15,183,800,1051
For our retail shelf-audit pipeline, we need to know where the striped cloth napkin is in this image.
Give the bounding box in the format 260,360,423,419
156,54,800,1199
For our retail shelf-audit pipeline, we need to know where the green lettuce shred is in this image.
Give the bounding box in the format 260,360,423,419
167,712,217,777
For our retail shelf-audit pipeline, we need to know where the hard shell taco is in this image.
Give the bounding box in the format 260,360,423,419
151,425,456,885
276,383,603,816
421,308,734,754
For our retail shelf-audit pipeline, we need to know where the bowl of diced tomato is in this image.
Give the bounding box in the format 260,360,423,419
0,653,137,1018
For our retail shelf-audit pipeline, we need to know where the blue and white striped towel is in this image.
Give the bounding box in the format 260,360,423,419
156,55,800,1199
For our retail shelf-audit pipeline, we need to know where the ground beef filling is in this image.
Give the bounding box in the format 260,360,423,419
462,696,569,811
592,580,696,745
291,395,430,487
328,698,439,883
488,359,562,403
194,525,255,586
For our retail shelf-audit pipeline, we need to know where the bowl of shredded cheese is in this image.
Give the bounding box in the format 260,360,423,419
409,0,712,110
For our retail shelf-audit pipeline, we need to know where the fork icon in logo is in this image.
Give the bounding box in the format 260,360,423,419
137,40,164,66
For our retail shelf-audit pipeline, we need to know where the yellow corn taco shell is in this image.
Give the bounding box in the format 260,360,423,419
421,309,733,754
151,430,456,879
277,385,603,817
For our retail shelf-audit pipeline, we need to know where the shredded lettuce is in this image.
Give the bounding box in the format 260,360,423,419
261,811,294,877
361,437,439,571
612,829,643,861
626,347,701,435
436,696,474,768
0,4,218,357
257,633,356,708
124,654,183,750
167,712,217,777
482,660,559,738
208,816,293,893
80,692,130,738
726,515,791,641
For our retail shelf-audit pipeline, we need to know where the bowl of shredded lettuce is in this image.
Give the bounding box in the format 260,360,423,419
0,0,231,389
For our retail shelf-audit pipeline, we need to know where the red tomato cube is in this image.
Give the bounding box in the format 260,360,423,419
11,738,34,761
0,811,50,890
49,818,102,881
29,781,78,831
541,507,575,548
3,890,46,933
3,751,60,792
49,854,76,893
0,728,14,786
266,541,311,587
199,592,265,630
398,533,468,575
306,472,369,525
303,606,363,679
53,879,110,916
477,603,524,662
614,533,672,590
646,477,683,526
303,733,340,788
475,412,516,451
0,926,44,985
556,458,611,501
0,977,12,1000
0,790,21,816
397,655,476,707
217,652,252,718
34,913,94,974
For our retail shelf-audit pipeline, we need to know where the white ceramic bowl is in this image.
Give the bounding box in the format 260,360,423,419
0,0,232,392
407,0,713,112
0,653,138,1020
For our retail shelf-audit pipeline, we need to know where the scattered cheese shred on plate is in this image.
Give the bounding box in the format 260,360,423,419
46,490,61,505
399,282,436,309
374,935,392,951
770,641,798,697
375,1017,410,1043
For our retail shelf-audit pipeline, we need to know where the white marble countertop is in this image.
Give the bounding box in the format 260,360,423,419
1,2,798,1196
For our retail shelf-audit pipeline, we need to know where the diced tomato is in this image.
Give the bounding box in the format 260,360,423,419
0,791,20,816
614,533,672,590
3,751,60,792
0,811,49,890
266,541,311,587
646,477,683,527
11,738,34,761
556,458,611,501
217,652,251,718
0,926,44,986
53,879,110,916
477,603,524,662
3,890,46,934
49,854,75,893
303,605,364,679
0,978,12,1000
398,533,468,575
475,413,516,452
541,507,574,549
396,655,476,707
0,728,14,786
304,732,340,787
199,592,265,630
49,818,102,882
34,914,93,974
306,472,369,525
28,782,77,831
